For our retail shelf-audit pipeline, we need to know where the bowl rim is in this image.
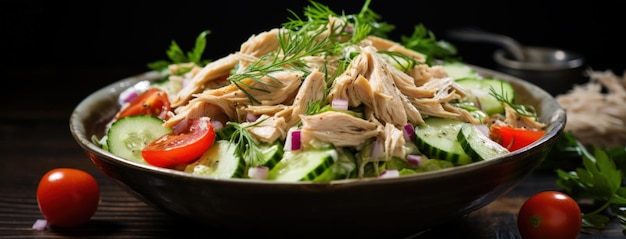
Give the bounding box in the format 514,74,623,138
69,65,566,187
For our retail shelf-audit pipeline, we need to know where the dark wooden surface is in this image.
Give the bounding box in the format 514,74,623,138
1,70,623,239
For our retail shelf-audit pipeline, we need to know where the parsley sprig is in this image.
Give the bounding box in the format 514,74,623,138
147,30,212,76
553,131,626,235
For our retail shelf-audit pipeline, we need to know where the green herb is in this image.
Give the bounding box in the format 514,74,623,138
147,30,212,76
400,24,458,65
225,119,267,167
553,131,626,235
228,0,398,104
488,84,538,118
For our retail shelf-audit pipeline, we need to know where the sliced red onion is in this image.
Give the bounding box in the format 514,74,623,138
211,119,224,131
118,88,138,106
403,124,415,142
406,154,423,166
370,138,384,160
248,166,269,179
246,113,259,122
32,219,47,231
331,98,349,111
172,118,190,135
475,124,489,137
290,130,302,151
379,169,399,178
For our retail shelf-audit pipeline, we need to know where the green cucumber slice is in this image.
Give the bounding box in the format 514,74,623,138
268,148,337,182
107,115,172,163
456,77,514,115
253,142,284,168
414,118,471,166
442,62,479,80
184,140,245,178
457,123,509,161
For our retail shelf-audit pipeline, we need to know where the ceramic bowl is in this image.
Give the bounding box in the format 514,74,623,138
70,66,566,238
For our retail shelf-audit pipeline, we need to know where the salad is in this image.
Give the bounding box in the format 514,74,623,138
94,0,546,182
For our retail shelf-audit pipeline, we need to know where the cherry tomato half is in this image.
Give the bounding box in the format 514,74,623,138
115,88,170,120
36,168,100,227
517,191,582,239
142,117,216,168
491,125,545,151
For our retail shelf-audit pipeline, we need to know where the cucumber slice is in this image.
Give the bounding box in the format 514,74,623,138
268,148,337,182
442,62,479,80
184,140,245,178
456,77,514,115
414,118,471,166
457,123,509,161
253,142,283,168
313,150,357,182
107,115,172,163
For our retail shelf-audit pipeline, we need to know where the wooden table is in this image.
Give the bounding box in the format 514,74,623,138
1,68,623,239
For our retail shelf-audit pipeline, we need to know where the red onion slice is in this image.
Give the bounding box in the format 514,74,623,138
379,169,399,178
403,124,415,142
331,98,349,111
290,130,302,151
406,154,423,166
248,166,269,179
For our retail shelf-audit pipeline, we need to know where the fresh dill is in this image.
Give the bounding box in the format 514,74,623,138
225,119,267,166
228,0,395,104
488,84,538,118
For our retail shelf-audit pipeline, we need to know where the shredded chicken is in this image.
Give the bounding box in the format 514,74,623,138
162,20,486,163
556,69,626,147
300,111,380,147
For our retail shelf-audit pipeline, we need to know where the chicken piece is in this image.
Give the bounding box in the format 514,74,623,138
172,29,281,107
171,53,240,107
239,28,281,57
300,111,380,147
217,70,304,106
244,114,289,144
366,35,426,63
327,51,370,107
164,95,235,128
382,122,406,160
362,46,410,127
503,104,546,129
286,70,327,127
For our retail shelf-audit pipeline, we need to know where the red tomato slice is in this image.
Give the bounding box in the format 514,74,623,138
142,117,216,168
491,125,545,151
115,88,170,120
37,168,100,227
517,191,582,239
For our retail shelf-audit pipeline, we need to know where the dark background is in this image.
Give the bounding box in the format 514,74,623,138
2,0,624,119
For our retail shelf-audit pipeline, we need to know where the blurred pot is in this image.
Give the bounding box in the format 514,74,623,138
493,46,586,96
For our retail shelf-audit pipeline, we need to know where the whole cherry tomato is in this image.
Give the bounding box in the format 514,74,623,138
142,117,216,168
517,191,582,239
115,88,170,120
36,168,100,227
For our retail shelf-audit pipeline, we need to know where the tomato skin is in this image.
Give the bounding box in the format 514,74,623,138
517,191,581,239
36,168,100,227
115,88,170,120
491,125,545,151
142,117,216,168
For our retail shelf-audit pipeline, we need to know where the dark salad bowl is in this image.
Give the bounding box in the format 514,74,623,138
70,66,565,238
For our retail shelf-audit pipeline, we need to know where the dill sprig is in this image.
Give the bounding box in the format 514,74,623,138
488,84,537,118
225,120,267,166
227,27,334,104
226,0,395,104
